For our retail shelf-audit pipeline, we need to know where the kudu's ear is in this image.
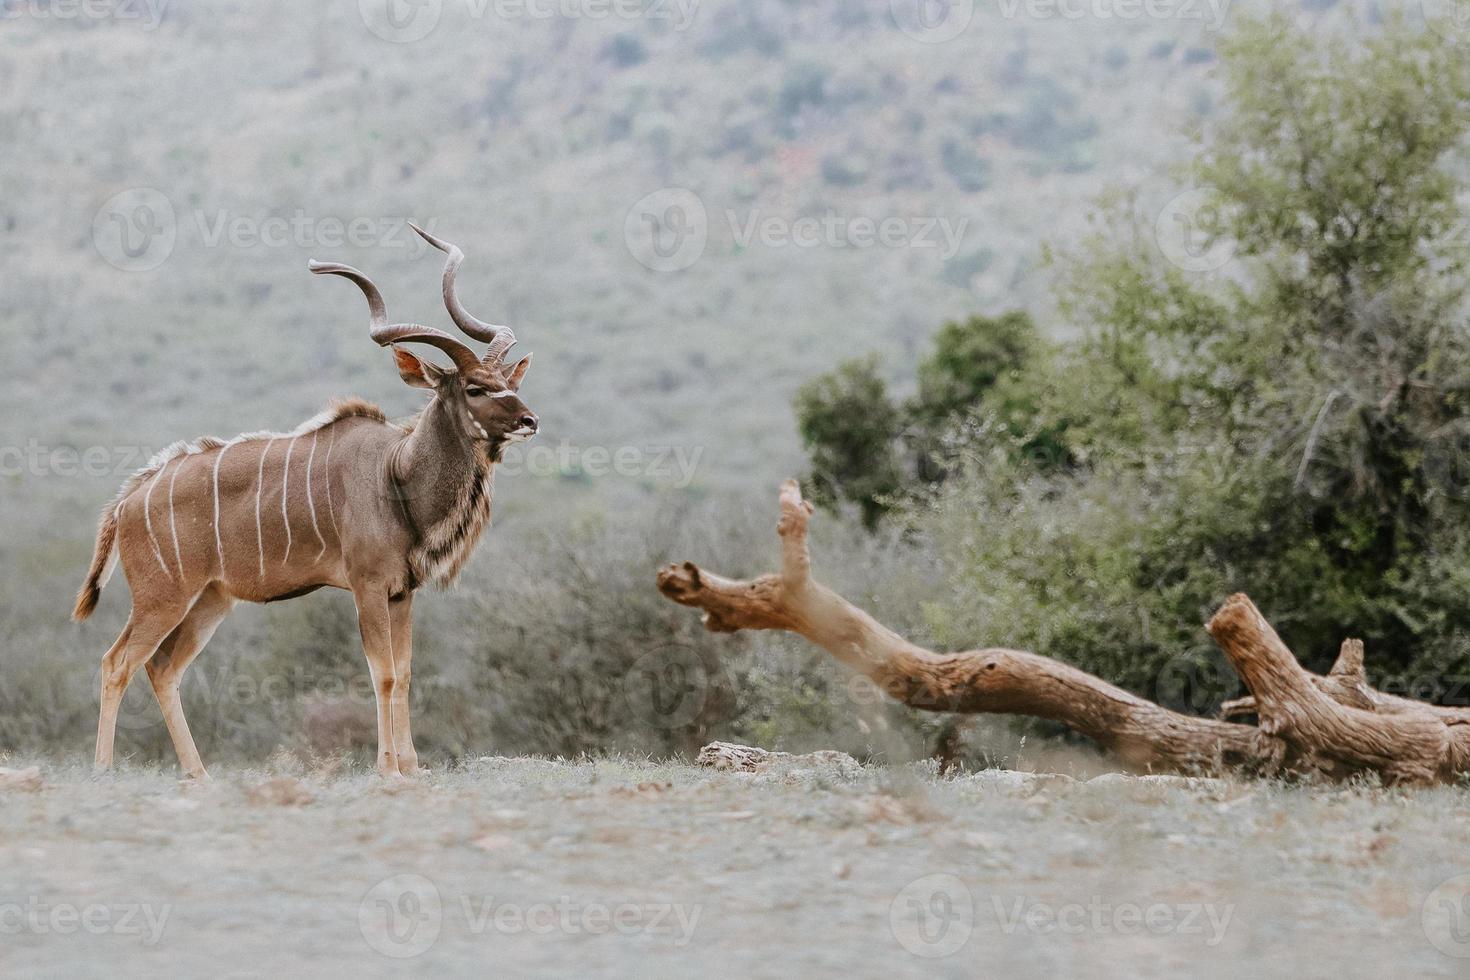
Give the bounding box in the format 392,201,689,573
504,353,533,391
393,347,448,390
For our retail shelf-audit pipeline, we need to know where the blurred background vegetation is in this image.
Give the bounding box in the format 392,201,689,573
4,1,1468,771
798,10,1470,715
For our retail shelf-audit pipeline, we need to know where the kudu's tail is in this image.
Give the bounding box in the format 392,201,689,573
73,505,119,621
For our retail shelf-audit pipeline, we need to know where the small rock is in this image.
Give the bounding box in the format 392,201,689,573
0,767,42,792
696,741,861,776
472,834,514,851
697,742,780,771
859,794,939,825
963,831,1004,851
609,781,672,798
245,776,313,807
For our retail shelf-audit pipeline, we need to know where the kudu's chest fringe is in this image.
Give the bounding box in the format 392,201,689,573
406,457,496,589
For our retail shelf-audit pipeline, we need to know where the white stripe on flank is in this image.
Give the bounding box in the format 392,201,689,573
323,428,339,540
168,460,185,577
142,460,172,577
254,437,275,578
281,435,299,563
305,432,326,558
212,441,231,574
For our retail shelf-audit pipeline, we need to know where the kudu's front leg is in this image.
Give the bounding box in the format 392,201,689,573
388,592,420,775
353,583,402,777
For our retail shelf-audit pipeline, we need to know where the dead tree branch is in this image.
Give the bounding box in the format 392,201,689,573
657,480,1470,784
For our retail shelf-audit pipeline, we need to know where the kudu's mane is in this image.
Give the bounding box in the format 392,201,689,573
111,398,396,519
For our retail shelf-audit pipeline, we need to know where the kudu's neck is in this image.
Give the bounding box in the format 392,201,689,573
389,394,498,588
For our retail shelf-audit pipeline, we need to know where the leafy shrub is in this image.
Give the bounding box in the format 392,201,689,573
796,13,1470,700
940,139,991,193
605,33,647,68
794,357,905,528
820,151,869,187
796,315,1048,524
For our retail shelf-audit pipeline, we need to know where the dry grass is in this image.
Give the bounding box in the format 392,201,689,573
2,757,1468,978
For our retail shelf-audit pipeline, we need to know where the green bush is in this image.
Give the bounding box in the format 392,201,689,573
795,314,1053,523
940,139,991,193
794,357,905,528
796,13,1470,703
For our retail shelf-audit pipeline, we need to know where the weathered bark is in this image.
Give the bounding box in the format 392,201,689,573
658,481,1283,776
1219,638,1470,723
1206,595,1470,785
657,480,1470,784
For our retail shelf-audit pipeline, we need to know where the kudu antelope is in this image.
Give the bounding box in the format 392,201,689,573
73,225,537,778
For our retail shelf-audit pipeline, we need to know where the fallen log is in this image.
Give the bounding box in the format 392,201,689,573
1219,638,1470,723
657,480,1470,785
1206,596,1470,784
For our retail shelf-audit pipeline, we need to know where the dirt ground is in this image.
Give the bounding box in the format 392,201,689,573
2,756,1468,978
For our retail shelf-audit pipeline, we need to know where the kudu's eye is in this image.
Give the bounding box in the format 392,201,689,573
465,386,489,398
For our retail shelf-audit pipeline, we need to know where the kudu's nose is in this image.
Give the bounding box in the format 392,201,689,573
519,414,539,432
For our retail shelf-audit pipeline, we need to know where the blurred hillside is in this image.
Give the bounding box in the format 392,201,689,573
0,0,1233,548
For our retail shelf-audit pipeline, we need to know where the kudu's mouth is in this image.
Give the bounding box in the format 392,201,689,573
505,425,538,442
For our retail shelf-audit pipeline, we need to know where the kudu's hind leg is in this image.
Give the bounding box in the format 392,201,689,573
95,596,192,772
145,586,234,780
